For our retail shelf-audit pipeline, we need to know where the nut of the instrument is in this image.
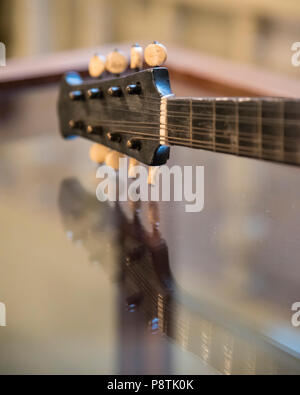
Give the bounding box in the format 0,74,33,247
144,42,167,67
130,44,143,70
105,49,128,74
88,54,106,78
89,143,110,164
105,150,125,170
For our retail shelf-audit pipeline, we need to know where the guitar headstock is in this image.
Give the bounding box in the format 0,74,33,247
58,43,172,166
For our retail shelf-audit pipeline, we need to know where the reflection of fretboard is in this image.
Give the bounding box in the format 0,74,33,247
59,179,300,376
166,97,300,165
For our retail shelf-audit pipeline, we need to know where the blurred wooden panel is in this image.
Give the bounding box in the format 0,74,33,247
2,44,300,99
3,0,300,75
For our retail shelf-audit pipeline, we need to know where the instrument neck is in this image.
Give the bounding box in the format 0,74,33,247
164,96,300,166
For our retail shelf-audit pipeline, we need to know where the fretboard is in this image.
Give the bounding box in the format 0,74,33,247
166,97,300,166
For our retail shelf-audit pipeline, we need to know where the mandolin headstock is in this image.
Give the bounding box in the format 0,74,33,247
58,43,172,166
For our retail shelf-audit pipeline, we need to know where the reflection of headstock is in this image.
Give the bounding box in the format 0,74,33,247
58,178,173,332
58,43,171,167
58,179,300,375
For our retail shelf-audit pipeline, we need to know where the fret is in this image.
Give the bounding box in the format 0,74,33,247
191,98,215,148
284,99,300,165
189,98,193,146
215,98,238,154
166,98,190,147
237,98,262,159
166,96,300,167
261,98,285,162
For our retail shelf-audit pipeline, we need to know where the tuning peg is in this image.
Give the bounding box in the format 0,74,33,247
89,143,110,164
130,44,143,70
128,158,140,178
105,49,128,74
105,150,125,170
69,90,84,101
144,41,167,67
148,166,160,185
88,54,106,78
69,119,84,130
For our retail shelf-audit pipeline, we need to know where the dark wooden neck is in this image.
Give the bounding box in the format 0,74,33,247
166,97,300,166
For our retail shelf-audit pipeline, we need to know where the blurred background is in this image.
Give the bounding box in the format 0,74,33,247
1,0,300,76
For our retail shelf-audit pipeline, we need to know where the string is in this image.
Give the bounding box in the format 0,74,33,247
81,127,298,160
119,95,300,116
87,117,300,146
88,103,300,127
92,113,287,128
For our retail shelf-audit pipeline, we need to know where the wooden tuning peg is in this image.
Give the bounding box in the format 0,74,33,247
144,41,167,67
89,143,110,164
88,54,106,78
130,44,143,70
105,150,125,170
105,49,128,74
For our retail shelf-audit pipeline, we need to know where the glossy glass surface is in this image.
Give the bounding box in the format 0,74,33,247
0,82,299,375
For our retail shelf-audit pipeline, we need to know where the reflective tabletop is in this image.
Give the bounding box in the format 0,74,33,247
0,82,300,375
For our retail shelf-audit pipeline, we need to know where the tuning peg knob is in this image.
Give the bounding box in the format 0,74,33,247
69,90,84,101
107,132,121,142
105,49,128,74
105,150,125,170
89,143,110,164
87,88,103,99
148,166,160,185
144,42,167,67
130,44,143,70
88,54,106,78
69,120,84,130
